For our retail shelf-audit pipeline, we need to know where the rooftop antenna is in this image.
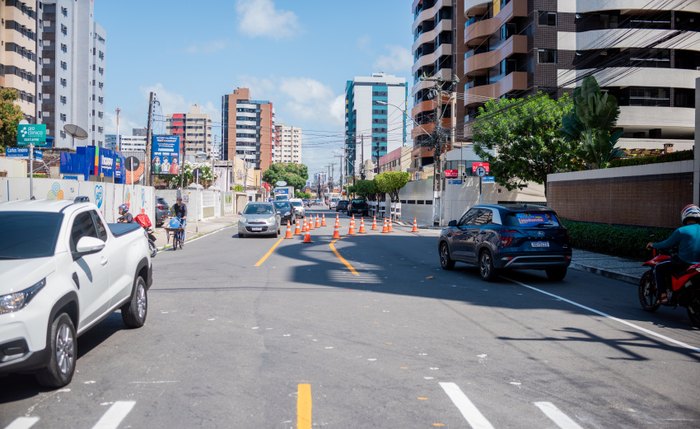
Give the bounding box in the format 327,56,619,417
63,124,88,149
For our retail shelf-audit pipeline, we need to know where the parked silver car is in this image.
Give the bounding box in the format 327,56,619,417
238,202,281,238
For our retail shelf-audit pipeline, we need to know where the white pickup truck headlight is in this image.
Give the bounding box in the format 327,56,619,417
0,278,46,314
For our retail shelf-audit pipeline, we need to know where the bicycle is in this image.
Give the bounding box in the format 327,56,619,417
166,217,186,251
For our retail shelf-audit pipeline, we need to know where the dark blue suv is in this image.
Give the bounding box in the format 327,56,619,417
438,204,571,281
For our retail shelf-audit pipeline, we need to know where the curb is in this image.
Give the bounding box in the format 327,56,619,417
156,222,236,252
569,262,641,285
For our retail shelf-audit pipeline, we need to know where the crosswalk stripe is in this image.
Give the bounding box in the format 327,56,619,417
439,382,495,429
4,417,39,429
91,401,136,429
534,402,584,429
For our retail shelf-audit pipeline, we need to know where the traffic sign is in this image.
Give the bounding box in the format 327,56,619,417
444,169,458,178
17,124,47,147
482,176,495,183
472,162,490,176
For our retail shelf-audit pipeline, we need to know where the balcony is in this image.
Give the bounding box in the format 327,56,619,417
413,43,453,74
463,71,528,108
412,19,452,52
465,35,527,76
413,0,451,32
464,0,490,17
410,118,452,140
465,0,528,48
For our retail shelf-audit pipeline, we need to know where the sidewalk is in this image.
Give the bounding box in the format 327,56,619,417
153,213,238,251
570,249,646,285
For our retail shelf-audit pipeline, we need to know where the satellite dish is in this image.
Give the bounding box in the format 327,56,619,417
63,124,88,139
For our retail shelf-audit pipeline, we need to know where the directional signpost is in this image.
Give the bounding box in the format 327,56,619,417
472,162,491,203
17,123,48,200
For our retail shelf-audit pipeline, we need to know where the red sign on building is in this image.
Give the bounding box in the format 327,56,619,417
444,169,459,178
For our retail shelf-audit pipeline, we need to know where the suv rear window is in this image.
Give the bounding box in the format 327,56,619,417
504,212,560,227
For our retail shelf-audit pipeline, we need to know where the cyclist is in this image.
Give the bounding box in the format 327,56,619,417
117,204,133,223
647,204,700,303
171,196,188,243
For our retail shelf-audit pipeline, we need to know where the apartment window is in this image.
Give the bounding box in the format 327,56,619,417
61,6,68,17
98,97,104,104
537,49,557,64
60,61,67,70
60,24,67,35
60,113,67,121
538,12,557,26
60,96,67,104
60,78,67,87
60,43,67,53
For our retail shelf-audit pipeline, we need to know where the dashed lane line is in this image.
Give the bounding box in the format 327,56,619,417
297,383,312,429
4,417,39,429
505,277,700,353
439,382,495,429
91,401,136,429
535,402,585,429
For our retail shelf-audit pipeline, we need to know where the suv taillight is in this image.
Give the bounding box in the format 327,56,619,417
500,230,519,248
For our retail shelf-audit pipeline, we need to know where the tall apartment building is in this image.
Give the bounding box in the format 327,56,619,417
221,87,274,170
41,0,106,149
166,104,213,162
273,124,302,164
345,73,408,177
411,0,465,167
461,0,699,151
0,0,41,122
105,134,146,152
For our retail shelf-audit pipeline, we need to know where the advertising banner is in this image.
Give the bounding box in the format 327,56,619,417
152,135,180,175
17,124,48,147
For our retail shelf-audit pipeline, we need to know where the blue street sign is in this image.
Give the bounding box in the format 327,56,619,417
447,179,463,185
5,147,42,160
482,176,495,183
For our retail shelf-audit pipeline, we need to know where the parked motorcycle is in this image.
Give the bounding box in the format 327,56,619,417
639,251,700,327
134,213,158,258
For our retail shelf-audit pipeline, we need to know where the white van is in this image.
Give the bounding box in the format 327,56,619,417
329,197,340,210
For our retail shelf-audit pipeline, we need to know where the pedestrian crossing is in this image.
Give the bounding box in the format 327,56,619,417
2,385,592,429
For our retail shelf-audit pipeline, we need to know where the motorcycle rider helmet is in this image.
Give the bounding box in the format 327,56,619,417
681,204,700,225
118,203,130,215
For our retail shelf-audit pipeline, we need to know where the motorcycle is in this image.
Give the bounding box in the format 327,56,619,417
639,251,700,327
134,213,158,258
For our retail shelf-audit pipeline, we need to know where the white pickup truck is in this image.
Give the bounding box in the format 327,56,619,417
0,198,153,387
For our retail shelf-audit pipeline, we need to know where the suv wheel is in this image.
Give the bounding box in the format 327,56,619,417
479,250,497,281
36,313,76,388
122,276,148,328
545,267,567,281
439,242,455,270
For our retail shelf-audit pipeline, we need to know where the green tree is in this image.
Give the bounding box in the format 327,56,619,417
562,76,623,169
375,171,410,203
473,92,582,195
168,162,216,188
295,191,312,199
352,179,379,200
262,163,309,191
0,88,25,153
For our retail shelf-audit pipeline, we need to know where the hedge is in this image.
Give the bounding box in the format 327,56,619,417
561,219,674,260
609,150,693,168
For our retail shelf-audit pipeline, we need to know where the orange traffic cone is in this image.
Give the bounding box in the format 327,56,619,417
371,216,378,231
302,229,312,243
381,218,389,233
411,217,419,233
334,216,340,227
388,218,393,233
315,215,321,229
294,220,302,236
358,218,366,234
332,222,341,239
302,219,309,233
348,219,355,235
285,220,293,239
322,214,327,227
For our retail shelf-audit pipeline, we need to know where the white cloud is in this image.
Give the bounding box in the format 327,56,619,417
185,39,228,55
139,83,221,133
278,78,344,125
374,45,413,73
104,110,142,136
235,0,300,39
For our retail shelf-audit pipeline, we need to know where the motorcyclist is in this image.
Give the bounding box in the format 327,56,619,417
647,204,700,303
117,203,134,223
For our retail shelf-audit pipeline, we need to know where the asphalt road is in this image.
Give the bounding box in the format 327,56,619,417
2,207,699,428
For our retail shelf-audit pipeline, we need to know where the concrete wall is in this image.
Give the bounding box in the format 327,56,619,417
0,177,155,224
0,158,27,178
547,160,693,228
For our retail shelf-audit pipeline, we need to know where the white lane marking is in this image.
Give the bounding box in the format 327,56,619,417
505,277,700,353
439,382,495,429
534,402,584,429
91,401,136,429
4,417,40,429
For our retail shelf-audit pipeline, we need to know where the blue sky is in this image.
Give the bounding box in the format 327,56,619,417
95,0,414,176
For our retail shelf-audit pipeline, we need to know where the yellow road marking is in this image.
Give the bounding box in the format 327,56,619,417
297,383,312,429
329,239,359,276
254,237,284,267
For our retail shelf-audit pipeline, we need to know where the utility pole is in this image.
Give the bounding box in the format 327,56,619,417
334,154,344,193
145,91,155,186
115,107,121,152
360,134,365,180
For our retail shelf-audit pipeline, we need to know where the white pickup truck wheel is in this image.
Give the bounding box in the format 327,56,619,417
36,313,76,388
122,276,148,328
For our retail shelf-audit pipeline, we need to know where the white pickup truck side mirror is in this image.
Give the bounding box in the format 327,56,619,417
75,236,106,255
